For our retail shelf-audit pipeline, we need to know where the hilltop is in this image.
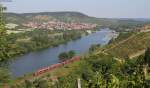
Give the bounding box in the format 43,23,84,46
5,12,99,24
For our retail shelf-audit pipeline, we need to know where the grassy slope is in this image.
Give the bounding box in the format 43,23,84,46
102,31,150,58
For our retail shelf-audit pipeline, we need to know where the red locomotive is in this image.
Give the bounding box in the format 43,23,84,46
33,56,80,76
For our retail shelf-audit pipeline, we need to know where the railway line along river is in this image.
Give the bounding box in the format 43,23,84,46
8,28,118,78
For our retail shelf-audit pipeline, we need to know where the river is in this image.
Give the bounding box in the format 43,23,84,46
8,28,118,78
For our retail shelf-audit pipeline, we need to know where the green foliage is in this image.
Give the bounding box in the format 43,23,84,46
58,50,76,61
68,50,76,58
89,44,101,52
136,48,150,66
49,53,150,88
0,5,8,62
63,30,82,40
34,79,49,88
144,48,150,65
0,68,10,85
58,52,68,61
24,80,33,88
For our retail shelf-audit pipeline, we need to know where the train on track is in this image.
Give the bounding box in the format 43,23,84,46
33,56,80,76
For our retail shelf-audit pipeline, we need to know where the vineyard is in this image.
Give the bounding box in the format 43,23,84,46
104,32,150,58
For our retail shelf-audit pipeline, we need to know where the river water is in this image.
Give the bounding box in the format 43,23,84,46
9,28,118,78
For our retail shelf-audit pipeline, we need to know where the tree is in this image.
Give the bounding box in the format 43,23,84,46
136,55,145,65
24,80,33,88
58,52,68,61
107,74,119,88
33,79,49,88
82,70,93,81
0,4,6,35
144,48,150,65
68,50,75,58
0,5,8,62
0,68,10,84
89,44,101,51
58,50,76,61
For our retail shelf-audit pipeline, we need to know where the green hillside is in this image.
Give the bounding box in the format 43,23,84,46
102,32,150,58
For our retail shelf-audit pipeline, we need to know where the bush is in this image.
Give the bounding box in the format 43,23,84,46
58,50,76,61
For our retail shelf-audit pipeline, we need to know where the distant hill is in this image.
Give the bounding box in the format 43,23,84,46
5,12,150,28
21,12,89,18
5,13,28,24
5,12,100,24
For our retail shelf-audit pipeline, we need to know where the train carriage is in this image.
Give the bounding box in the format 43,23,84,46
33,56,80,76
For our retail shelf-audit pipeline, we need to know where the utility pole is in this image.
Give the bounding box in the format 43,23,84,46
77,78,81,88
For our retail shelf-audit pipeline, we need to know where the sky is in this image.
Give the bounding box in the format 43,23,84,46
2,0,150,18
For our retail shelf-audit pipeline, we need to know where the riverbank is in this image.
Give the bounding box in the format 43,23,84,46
0,30,85,63
7,57,83,87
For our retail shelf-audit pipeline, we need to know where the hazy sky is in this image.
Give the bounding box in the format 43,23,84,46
2,0,150,18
